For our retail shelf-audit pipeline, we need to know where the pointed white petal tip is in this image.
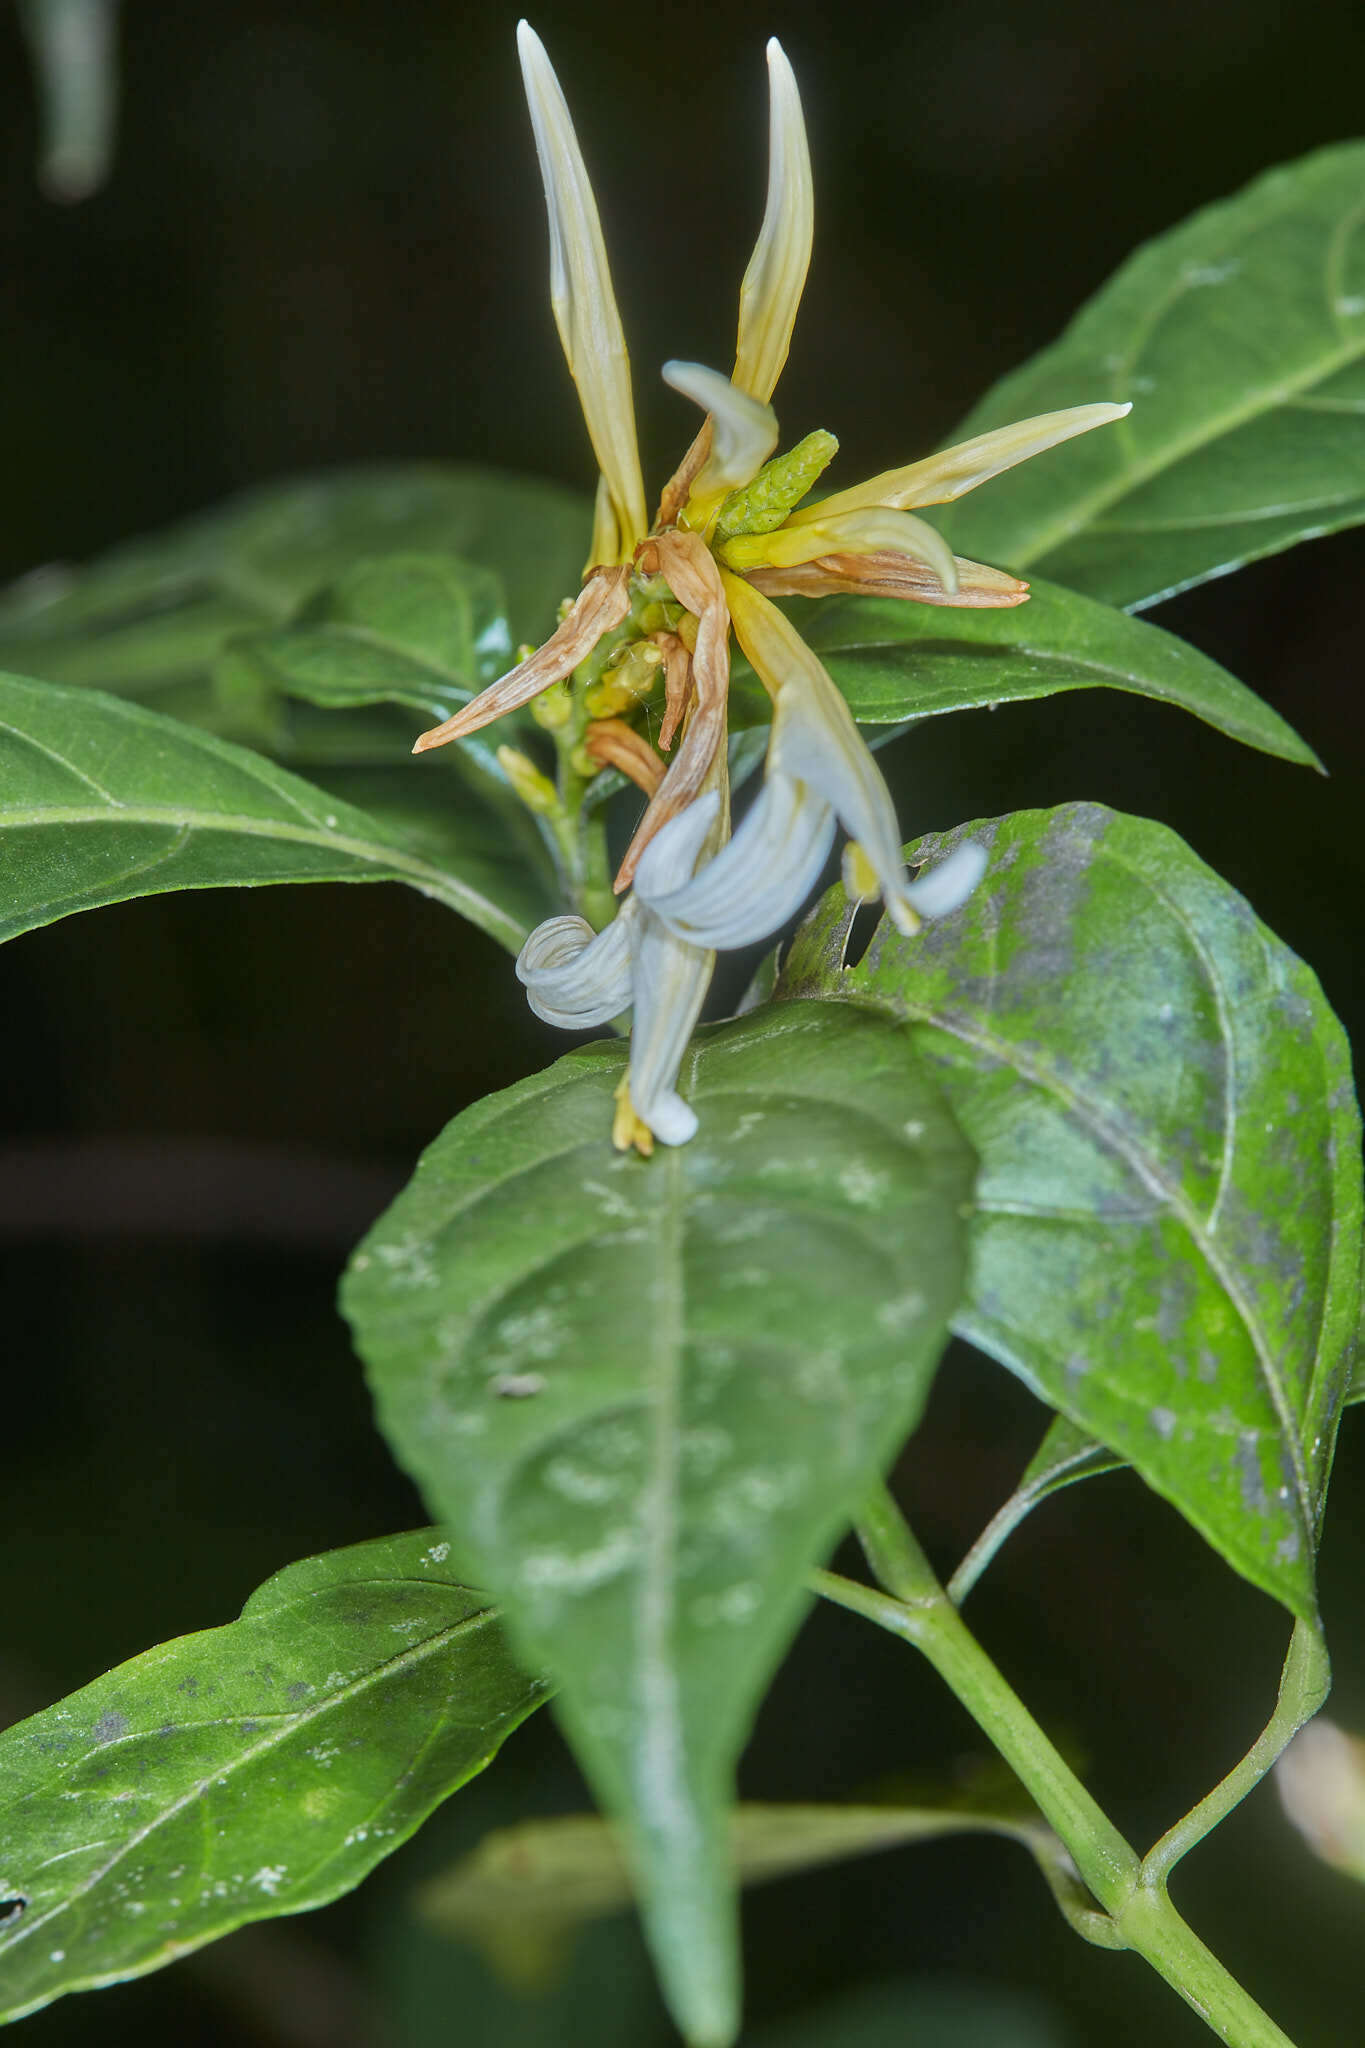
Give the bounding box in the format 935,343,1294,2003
905,840,989,920
515,20,545,68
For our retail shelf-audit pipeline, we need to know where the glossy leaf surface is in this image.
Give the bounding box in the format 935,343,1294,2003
0,465,590,702
0,1532,547,2024
0,673,556,953
224,551,515,757
787,577,1318,766
343,1002,974,2047
940,143,1365,608
781,803,1361,1617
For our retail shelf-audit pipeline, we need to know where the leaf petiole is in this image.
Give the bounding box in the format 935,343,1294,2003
812,1483,1300,2048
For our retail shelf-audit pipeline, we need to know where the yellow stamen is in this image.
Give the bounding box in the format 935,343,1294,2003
612,1073,655,1156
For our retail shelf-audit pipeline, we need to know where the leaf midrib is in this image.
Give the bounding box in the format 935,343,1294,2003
0,802,529,951
0,1601,502,1981
1009,329,1365,571
854,985,1313,1531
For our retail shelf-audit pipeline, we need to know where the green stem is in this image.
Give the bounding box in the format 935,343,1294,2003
810,1485,1301,2048
1141,1616,1329,1887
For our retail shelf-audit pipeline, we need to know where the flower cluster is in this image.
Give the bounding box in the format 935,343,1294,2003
413,23,1129,1153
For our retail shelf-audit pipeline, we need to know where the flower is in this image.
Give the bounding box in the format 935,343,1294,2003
412,22,1130,1152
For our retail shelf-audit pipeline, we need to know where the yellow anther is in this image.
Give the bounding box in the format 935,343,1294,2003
612,1074,655,1156
842,840,882,903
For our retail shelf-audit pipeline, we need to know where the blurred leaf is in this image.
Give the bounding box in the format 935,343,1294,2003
940,143,1365,608
0,465,590,705
947,1417,1124,1605
18,0,119,202
750,1978,1071,2048
786,576,1319,767
0,1531,547,2025
780,803,1362,1619
225,552,513,727
418,1799,1089,1989
0,673,556,953
342,1002,975,2047
219,550,535,795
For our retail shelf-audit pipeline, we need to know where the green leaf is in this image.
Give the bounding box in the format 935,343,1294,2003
0,673,557,953
947,1416,1124,1605
417,1797,1088,1987
0,1530,547,2025
341,1002,975,2047
225,552,514,730
0,464,590,702
939,143,1365,609
780,803,1362,1618
218,551,537,792
786,576,1319,767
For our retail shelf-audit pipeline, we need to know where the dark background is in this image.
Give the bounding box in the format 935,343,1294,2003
2,1,1364,2043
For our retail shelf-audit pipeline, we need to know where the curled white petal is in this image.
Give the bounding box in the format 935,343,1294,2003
733,39,813,404
904,839,988,919
517,22,648,552
662,361,779,497
638,773,836,949
516,910,634,1028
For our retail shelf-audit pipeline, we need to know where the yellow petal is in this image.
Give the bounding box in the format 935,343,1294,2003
517,22,648,555
662,361,778,498
732,39,813,404
786,402,1132,523
722,507,959,593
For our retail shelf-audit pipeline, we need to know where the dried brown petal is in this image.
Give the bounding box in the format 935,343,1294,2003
412,566,631,752
613,531,730,892
583,718,665,794
653,631,692,752
743,550,1029,607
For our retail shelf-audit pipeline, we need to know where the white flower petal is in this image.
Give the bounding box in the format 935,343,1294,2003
662,361,778,497
517,22,648,553
637,773,836,948
724,572,923,934
905,839,989,919
627,909,711,1148
733,39,813,404
516,909,635,1028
